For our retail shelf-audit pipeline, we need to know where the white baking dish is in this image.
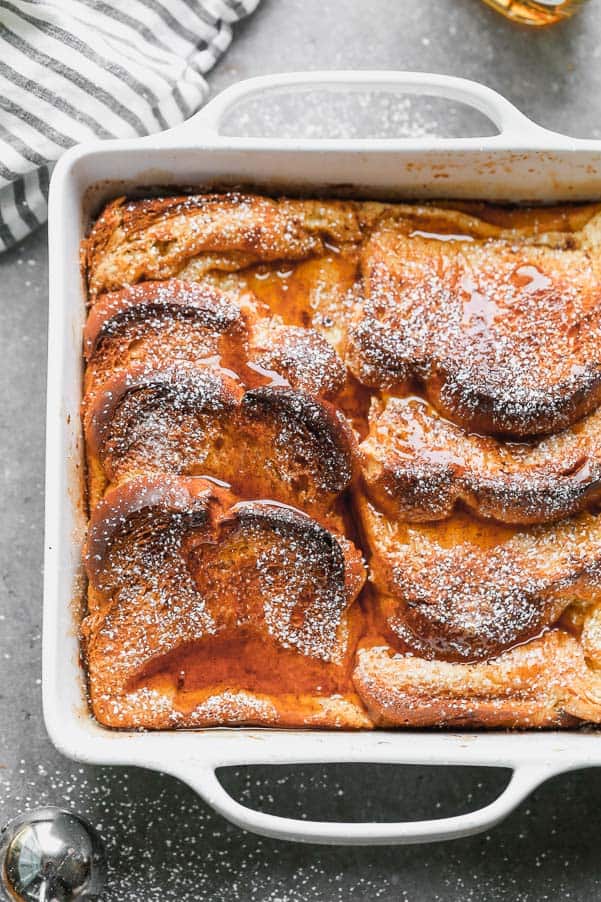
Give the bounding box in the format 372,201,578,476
44,71,601,845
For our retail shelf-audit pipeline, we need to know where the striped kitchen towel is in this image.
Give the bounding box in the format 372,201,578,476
0,0,260,252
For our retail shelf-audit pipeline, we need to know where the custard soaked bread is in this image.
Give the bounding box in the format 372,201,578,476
360,395,601,525
82,193,601,729
84,477,368,728
349,211,601,436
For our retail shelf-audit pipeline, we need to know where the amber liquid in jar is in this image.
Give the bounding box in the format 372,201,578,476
482,0,587,25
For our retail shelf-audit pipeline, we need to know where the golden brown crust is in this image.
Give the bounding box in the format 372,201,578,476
84,279,345,402
87,196,599,301
83,279,243,360
348,216,601,437
353,631,601,728
84,193,376,297
84,364,356,516
84,476,368,729
81,193,601,731
360,395,601,525
358,492,601,662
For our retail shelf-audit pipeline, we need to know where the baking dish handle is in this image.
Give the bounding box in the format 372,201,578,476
166,70,560,145
172,762,552,845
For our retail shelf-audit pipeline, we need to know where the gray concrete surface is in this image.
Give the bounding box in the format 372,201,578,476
2,0,601,899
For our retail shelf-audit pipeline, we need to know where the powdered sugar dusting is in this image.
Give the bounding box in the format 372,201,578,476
350,225,601,436
83,193,601,731
361,394,601,524
83,479,363,727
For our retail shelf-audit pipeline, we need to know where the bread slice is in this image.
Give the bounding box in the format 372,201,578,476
84,363,355,516
83,476,369,729
360,394,601,525
357,493,601,662
353,631,601,728
84,193,377,297
348,212,601,436
84,279,345,401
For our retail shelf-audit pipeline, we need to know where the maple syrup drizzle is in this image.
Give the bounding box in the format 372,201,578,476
240,253,373,435
512,263,552,293
231,497,312,518
460,273,500,332
192,474,232,490
244,359,290,387
199,342,291,392
404,507,519,552
85,200,601,704
131,633,346,700
244,253,359,330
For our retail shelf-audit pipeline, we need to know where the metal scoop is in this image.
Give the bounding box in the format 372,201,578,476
1,808,106,901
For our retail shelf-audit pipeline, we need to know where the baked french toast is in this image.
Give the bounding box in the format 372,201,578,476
82,192,601,730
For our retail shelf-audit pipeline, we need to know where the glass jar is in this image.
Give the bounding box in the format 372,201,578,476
481,0,589,25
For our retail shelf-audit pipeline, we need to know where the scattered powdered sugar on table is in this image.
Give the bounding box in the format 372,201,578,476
0,762,395,901
1,757,597,901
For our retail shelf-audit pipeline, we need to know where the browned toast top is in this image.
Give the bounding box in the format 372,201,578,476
348,221,601,437
84,279,345,400
83,477,367,728
85,363,355,518
84,193,375,297
354,633,601,728
359,496,601,662
360,395,601,524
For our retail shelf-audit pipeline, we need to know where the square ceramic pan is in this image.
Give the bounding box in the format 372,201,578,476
44,71,601,845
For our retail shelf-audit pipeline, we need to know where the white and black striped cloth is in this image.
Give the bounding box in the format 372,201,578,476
0,0,259,252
